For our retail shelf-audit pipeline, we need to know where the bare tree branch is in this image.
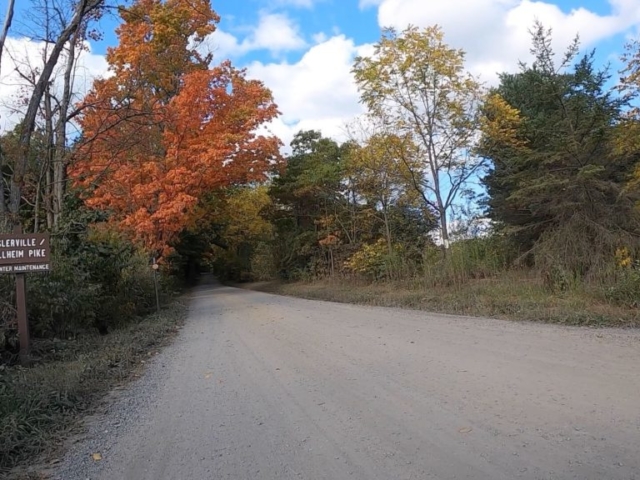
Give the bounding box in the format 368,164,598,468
9,0,105,222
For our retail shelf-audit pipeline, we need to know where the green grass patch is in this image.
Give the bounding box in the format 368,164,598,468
0,301,187,477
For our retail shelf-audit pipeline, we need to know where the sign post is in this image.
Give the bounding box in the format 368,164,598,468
152,257,160,313
0,228,51,363
15,265,28,359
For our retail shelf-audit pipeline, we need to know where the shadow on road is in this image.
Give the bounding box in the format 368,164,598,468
188,273,250,298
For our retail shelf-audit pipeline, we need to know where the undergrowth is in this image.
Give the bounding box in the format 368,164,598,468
0,302,187,477
246,274,639,328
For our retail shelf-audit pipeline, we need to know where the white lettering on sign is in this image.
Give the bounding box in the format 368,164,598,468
0,250,26,259
0,238,36,248
0,233,50,272
0,233,51,273
12,264,50,272
0,264,50,273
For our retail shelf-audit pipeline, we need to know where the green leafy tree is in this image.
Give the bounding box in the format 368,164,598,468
479,24,640,275
210,187,274,281
616,37,640,193
268,130,352,277
346,132,422,254
353,25,485,250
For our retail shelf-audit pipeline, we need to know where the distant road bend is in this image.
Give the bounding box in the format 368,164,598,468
54,279,640,480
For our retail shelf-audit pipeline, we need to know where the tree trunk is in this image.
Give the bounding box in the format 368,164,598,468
382,206,393,255
329,247,335,277
45,162,54,228
0,0,15,228
0,147,6,222
0,0,15,77
9,0,102,224
34,178,41,233
44,88,55,229
53,34,78,227
439,207,450,254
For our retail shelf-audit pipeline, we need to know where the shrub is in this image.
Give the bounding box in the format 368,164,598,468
533,215,640,283
1,200,171,361
27,231,158,338
344,239,408,280
423,236,517,287
605,261,640,308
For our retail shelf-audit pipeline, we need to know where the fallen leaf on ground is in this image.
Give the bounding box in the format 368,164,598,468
92,453,102,461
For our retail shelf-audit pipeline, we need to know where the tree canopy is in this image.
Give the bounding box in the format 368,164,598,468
70,0,282,255
479,23,640,273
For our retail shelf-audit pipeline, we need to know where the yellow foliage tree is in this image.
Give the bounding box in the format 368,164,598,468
353,25,485,249
346,129,421,254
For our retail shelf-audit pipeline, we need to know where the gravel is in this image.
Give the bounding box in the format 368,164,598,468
47,305,188,479
49,280,640,480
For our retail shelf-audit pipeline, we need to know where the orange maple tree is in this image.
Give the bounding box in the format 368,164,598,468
70,0,282,254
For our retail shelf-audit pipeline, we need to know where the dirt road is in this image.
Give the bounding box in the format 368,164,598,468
54,281,640,480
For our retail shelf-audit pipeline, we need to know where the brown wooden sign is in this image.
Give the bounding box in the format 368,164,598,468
0,233,51,273
1,228,51,362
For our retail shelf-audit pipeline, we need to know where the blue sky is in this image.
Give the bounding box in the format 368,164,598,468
1,0,640,144
204,0,640,145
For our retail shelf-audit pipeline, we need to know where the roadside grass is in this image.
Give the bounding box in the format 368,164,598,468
0,301,187,478
244,274,640,328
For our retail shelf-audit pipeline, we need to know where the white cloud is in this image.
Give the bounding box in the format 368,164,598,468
373,0,640,83
247,35,373,147
6,0,636,156
239,1,640,147
206,12,307,61
252,12,307,51
312,32,328,44
0,37,108,133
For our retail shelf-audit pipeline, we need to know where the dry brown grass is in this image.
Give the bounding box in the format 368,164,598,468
242,273,640,328
1,302,188,478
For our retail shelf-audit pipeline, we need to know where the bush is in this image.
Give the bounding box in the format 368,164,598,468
541,264,578,293
344,239,413,280
605,263,640,308
1,201,172,361
533,215,640,283
0,276,19,361
27,251,100,337
250,241,278,280
27,230,159,338
0,302,186,474
423,236,516,287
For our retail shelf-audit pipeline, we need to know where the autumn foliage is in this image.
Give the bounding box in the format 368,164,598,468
70,0,282,254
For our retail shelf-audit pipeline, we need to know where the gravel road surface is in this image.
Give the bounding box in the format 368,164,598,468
52,280,640,480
